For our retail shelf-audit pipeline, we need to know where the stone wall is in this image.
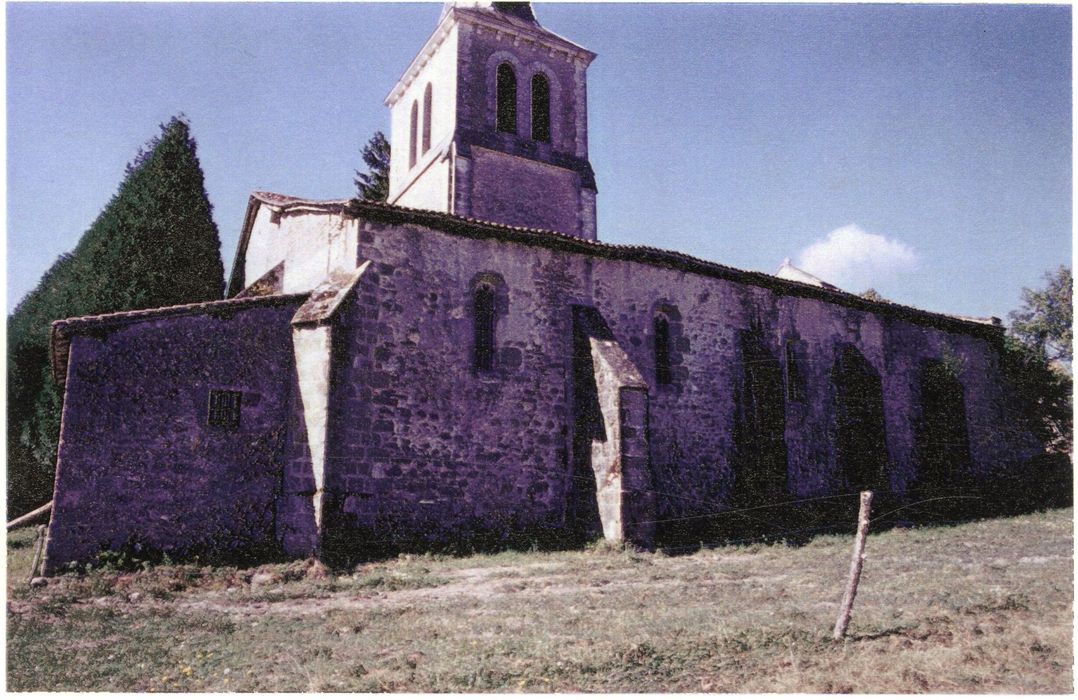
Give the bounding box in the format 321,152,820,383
467,147,583,235
45,209,1042,567
43,302,301,573
318,220,585,555
456,17,584,157
302,213,1039,553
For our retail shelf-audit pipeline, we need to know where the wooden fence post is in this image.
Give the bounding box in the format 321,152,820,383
833,490,873,641
27,524,47,584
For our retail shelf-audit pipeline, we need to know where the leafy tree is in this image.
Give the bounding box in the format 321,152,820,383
7,116,225,517
859,288,887,303
999,266,1073,455
1000,336,1072,454
1009,265,1072,365
354,131,391,202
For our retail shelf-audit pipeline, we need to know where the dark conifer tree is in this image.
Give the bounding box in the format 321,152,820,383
7,116,225,517
354,131,391,202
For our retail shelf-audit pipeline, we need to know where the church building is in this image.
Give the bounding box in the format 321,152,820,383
43,2,1042,572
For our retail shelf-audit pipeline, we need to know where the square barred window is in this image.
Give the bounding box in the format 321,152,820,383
207,389,242,429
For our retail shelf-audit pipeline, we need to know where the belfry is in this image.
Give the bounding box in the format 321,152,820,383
386,1,598,239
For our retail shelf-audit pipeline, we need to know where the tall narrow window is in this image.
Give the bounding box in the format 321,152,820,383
409,100,418,168
654,315,672,385
784,339,805,402
422,83,433,154
832,345,888,491
474,284,496,371
531,73,551,142
496,63,517,134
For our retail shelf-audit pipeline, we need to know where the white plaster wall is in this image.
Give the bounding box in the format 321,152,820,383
388,24,460,206
244,207,359,294
394,158,453,212
292,324,333,530
282,211,359,293
244,206,290,285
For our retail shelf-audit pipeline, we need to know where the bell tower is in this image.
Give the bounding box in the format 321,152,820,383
385,1,598,240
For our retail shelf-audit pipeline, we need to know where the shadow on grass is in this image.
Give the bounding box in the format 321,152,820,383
655,452,1072,556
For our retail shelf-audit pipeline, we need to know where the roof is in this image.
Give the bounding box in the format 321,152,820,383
442,2,539,25
250,191,350,211
291,264,370,327
224,190,1003,342
774,258,841,291
342,199,1005,340
235,260,285,298
49,292,308,388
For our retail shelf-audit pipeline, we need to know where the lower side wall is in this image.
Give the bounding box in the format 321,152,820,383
43,304,300,573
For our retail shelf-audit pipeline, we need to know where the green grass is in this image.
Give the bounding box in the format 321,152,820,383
7,508,1073,692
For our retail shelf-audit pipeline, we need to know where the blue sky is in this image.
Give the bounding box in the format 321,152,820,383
7,2,1071,320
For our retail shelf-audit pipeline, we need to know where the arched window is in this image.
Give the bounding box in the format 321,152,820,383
496,63,517,134
474,284,496,371
654,315,672,385
832,345,888,491
531,73,551,142
784,339,806,402
914,358,971,492
733,327,789,503
409,100,418,168
422,83,432,154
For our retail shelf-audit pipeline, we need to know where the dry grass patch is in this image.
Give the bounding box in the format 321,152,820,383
7,508,1072,692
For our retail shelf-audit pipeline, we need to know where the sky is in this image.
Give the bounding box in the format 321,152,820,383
6,2,1072,320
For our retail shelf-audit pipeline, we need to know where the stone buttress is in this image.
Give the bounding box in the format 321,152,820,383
285,263,370,556
572,305,655,547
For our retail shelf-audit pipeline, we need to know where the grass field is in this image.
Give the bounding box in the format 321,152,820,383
6,508,1073,692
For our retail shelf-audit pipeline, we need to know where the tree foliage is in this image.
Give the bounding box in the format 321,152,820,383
1001,266,1073,455
1000,337,1072,454
7,116,225,517
1009,265,1072,365
354,131,391,202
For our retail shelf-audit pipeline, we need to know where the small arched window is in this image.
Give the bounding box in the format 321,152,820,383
422,83,432,154
496,63,517,134
654,315,672,385
409,100,418,168
784,339,806,402
531,73,551,142
474,284,497,371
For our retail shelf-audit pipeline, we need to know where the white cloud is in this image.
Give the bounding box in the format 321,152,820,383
796,224,917,292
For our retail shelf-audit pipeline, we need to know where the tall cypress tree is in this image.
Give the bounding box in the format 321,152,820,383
7,116,225,517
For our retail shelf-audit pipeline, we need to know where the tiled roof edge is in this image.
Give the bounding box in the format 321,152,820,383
346,199,1005,341
49,293,309,387
250,191,351,211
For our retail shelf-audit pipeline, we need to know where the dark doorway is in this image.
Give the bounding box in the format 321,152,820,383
731,328,789,505
914,358,972,492
831,344,888,491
